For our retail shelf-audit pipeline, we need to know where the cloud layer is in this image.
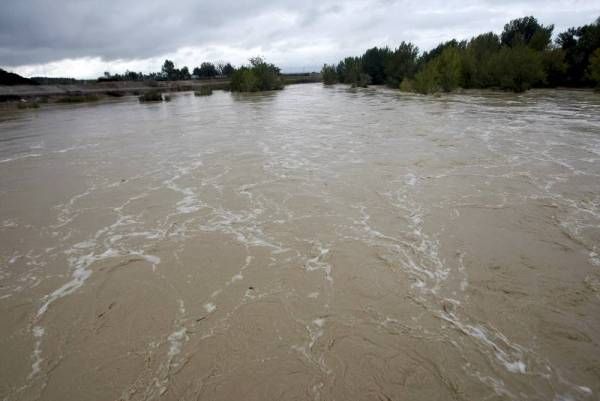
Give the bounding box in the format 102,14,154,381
1,0,599,78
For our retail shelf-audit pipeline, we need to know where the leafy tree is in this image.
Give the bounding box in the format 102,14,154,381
362,47,392,84
221,63,236,77
557,17,600,85
413,62,440,94
541,48,567,87
420,40,464,65
384,42,419,87
587,47,600,87
490,45,546,92
321,64,338,85
461,32,501,88
180,66,191,80
194,62,218,78
501,16,553,50
336,57,363,85
437,47,462,91
162,60,176,80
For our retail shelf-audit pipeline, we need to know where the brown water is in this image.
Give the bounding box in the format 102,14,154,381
1,84,600,401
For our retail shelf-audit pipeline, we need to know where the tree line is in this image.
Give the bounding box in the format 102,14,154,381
100,56,285,93
99,60,236,82
321,16,600,93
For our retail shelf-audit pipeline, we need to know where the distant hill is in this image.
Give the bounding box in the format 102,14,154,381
0,69,38,85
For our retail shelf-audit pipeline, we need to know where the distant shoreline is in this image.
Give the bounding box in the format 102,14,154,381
0,74,320,109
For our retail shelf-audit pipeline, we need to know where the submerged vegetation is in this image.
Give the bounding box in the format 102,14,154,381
322,16,600,93
56,94,100,103
138,90,167,102
230,57,284,92
194,86,213,96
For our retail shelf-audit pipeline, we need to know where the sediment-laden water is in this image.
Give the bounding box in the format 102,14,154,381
1,84,599,401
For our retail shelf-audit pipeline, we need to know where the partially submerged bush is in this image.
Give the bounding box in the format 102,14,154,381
138,90,165,102
17,101,40,109
399,78,414,92
351,73,371,88
194,86,213,96
413,62,440,94
230,57,283,92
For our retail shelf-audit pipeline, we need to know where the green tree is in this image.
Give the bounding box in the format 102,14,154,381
180,66,191,80
162,60,176,80
221,63,235,77
413,61,440,94
541,48,567,87
384,42,419,87
194,62,218,78
336,57,364,86
557,17,600,85
362,47,392,84
501,16,553,50
587,47,600,87
461,32,501,88
437,47,462,91
229,57,283,92
321,64,338,85
491,45,546,92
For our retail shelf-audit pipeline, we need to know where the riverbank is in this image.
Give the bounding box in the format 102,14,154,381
0,74,321,109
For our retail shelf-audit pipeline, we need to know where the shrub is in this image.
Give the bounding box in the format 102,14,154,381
195,86,213,96
138,90,165,102
399,78,414,92
230,57,283,92
413,62,440,94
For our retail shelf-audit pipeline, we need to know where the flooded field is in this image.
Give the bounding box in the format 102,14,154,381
1,83,600,401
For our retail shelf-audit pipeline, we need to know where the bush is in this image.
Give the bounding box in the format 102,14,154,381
399,78,414,92
138,90,165,102
195,86,213,96
230,57,283,92
321,64,338,85
413,62,440,94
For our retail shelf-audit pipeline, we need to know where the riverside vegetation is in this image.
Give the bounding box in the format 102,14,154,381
322,16,600,94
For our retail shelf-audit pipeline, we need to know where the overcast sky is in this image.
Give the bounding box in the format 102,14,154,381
1,0,599,78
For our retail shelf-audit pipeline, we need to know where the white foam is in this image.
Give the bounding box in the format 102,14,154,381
167,327,187,357
28,326,45,379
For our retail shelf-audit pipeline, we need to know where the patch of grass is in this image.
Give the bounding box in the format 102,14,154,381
194,86,213,96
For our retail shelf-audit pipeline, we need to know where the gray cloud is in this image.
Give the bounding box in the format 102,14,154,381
1,0,598,77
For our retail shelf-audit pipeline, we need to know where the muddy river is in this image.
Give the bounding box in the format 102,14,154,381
1,84,599,401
